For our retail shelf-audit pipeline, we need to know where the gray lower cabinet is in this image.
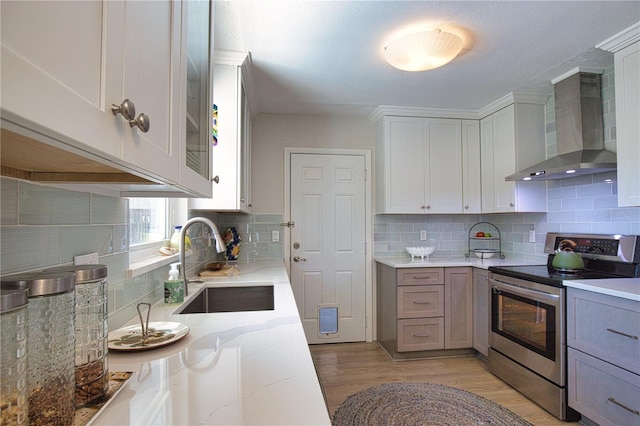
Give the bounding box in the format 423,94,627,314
377,263,473,359
567,287,640,426
472,268,489,358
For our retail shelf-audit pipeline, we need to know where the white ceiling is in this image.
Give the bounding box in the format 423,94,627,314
214,1,640,116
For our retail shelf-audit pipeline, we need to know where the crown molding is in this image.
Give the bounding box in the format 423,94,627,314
369,106,479,122
214,50,249,65
370,91,549,122
597,22,640,53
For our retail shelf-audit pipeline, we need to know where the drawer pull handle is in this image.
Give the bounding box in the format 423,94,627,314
412,275,432,280
413,333,431,338
413,301,430,305
606,328,639,340
608,397,640,416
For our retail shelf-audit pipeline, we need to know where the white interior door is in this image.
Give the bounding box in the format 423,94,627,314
290,153,366,344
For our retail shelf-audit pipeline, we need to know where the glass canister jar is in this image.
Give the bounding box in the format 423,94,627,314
45,265,108,407
0,288,29,426
1,271,76,426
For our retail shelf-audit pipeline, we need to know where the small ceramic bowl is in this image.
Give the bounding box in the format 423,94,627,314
406,246,435,260
474,249,497,259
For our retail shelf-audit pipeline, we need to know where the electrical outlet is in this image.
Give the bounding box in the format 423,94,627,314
420,230,427,241
74,252,99,265
529,230,536,243
272,230,280,242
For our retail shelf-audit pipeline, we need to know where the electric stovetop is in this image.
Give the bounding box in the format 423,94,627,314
490,252,640,288
487,264,629,287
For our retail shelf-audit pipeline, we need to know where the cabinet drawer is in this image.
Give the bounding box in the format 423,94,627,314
397,318,444,352
397,285,444,319
568,348,640,426
397,268,444,286
568,288,640,374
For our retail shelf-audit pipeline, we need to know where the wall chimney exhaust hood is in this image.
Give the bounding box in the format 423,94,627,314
506,71,616,181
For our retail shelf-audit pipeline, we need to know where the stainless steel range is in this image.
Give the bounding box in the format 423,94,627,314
488,233,640,421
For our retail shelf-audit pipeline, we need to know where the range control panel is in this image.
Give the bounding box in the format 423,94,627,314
544,233,640,263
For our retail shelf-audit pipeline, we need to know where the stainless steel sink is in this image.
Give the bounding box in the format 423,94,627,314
175,285,274,314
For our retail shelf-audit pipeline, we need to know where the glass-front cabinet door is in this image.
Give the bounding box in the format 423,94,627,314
181,0,212,196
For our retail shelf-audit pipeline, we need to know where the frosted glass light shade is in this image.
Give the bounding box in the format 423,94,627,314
384,29,463,71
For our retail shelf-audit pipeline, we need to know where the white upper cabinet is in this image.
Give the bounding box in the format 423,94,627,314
461,120,482,213
376,116,465,214
1,1,126,159
1,0,212,197
614,41,640,207
177,0,214,197
190,51,253,212
598,23,640,207
480,103,547,213
120,1,181,184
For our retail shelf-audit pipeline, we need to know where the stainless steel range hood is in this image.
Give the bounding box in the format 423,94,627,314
506,71,616,181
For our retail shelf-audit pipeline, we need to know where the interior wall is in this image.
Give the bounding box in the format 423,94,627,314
250,114,375,213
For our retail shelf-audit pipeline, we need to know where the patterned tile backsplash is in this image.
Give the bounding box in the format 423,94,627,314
0,177,286,330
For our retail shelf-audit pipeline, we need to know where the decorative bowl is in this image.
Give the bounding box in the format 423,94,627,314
474,249,498,259
406,246,435,260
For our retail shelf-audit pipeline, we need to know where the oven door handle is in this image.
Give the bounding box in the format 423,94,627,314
489,278,560,303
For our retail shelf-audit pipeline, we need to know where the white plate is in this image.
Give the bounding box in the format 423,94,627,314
108,321,190,351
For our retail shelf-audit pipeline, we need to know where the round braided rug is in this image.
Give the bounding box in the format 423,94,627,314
332,382,533,426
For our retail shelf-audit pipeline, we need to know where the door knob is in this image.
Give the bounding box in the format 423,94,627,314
129,113,150,133
111,99,136,120
293,256,306,262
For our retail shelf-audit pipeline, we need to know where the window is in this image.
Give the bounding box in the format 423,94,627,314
129,198,169,245
129,198,170,245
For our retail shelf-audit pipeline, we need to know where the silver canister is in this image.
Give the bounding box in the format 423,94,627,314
0,288,29,426
1,271,76,426
45,265,108,407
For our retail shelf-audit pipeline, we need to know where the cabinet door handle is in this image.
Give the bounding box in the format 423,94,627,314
111,99,136,120
413,333,431,338
606,328,639,340
129,113,150,133
608,397,640,416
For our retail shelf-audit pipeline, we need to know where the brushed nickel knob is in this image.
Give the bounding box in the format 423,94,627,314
129,113,150,133
212,175,219,183
293,256,306,262
111,99,136,120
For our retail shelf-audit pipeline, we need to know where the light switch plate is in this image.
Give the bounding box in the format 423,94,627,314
529,230,536,243
420,230,427,241
272,230,279,242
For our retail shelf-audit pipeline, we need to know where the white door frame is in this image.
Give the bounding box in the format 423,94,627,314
284,147,373,342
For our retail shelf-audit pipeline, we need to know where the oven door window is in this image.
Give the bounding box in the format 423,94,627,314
491,289,556,360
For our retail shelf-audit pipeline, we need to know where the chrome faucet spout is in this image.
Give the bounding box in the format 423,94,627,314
179,217,227,296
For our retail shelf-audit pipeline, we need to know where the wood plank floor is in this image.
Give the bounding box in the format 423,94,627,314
309,342,579,425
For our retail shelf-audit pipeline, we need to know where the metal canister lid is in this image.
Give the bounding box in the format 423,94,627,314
0,271,75,296
0,288,28,313
43,264,107,284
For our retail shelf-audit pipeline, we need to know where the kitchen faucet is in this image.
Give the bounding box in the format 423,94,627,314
180,217,227,295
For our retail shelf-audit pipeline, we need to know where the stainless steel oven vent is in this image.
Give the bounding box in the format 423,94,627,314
506,72,616,181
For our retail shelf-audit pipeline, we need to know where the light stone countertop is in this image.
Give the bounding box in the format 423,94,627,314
563,277,640,302
92,260,331,426
374,256,543,269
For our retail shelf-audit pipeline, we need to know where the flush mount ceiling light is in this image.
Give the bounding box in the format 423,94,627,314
384,29,463,72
